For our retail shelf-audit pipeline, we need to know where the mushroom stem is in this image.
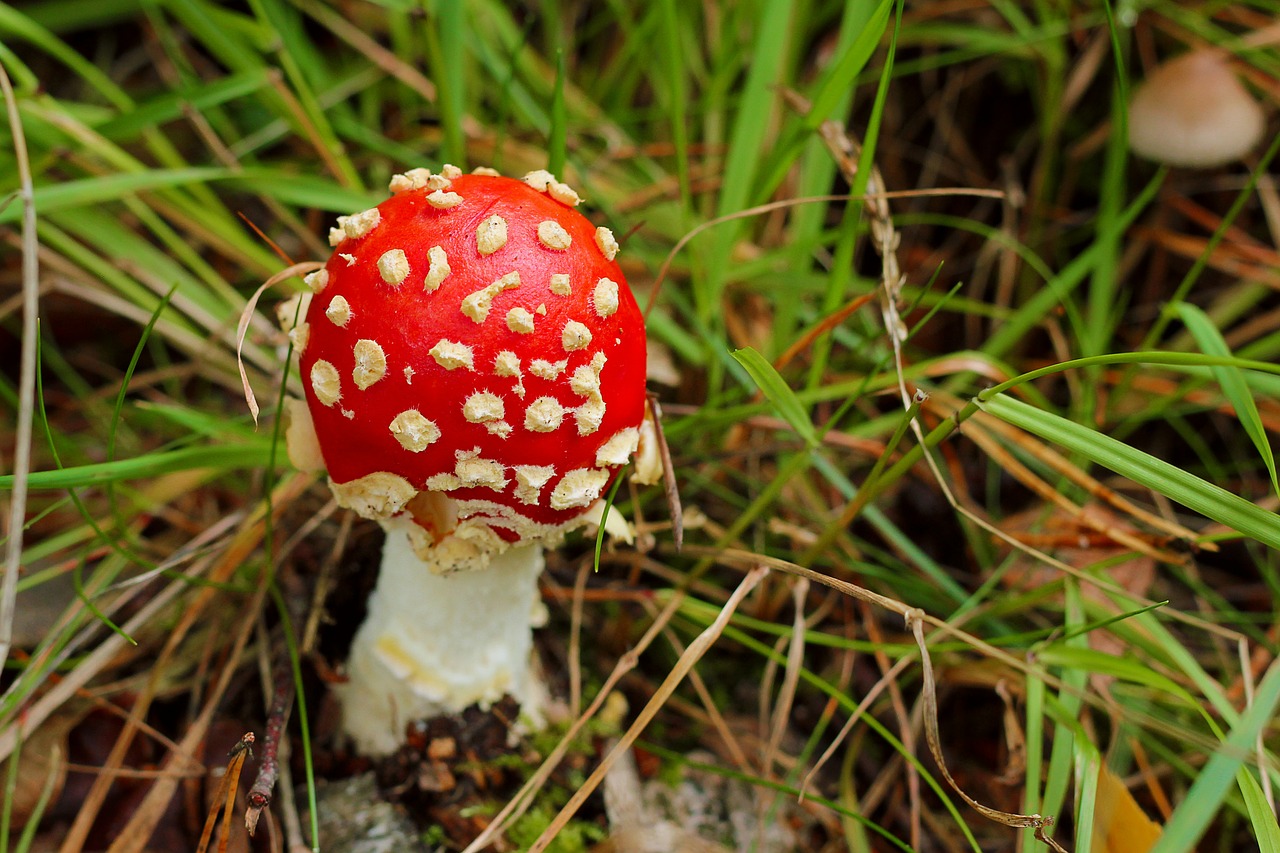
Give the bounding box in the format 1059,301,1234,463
340,517,547,755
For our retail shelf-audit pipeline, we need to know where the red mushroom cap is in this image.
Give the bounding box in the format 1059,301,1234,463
299,167,647,544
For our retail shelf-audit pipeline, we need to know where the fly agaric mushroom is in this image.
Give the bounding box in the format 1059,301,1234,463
1128,50,1266,168
296,165,648,755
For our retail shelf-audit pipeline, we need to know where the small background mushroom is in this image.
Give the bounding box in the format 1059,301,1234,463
1128,49,1266,168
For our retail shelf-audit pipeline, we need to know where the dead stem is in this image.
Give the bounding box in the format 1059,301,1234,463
0,62,38,680
527,566,768,853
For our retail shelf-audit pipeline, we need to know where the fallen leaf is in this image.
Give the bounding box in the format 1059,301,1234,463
1092,764,1162,853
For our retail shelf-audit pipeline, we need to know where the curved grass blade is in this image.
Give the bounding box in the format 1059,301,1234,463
732,347,817,447
978,394,1280,550
1175,302,1277,496
2,168,229,222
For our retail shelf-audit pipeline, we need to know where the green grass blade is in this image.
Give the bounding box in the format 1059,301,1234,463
1040,582,1087,847
1073,747,1099,853
0,717,19,853
803,0,893,130
223,170,378,211
247,0,361,188
846,0,898,201
0,167,227,221
0,444,273,491
0,4,129,107
160,0,266,76
1036,646,1217,732
732,347,817,447
11,723,60,853
547,48,566,176
1022,672,1047,849
1175,302,1278,496
425,0,467,166
656,0,691,211
94,69,270,140
977,393,1280,550
1149,659,1280,853
704,0,794,317
1238,768,1280,853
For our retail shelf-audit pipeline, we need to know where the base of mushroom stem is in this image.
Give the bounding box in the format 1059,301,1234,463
339,518,549,756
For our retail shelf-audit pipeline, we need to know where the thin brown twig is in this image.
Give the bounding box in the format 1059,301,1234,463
800,651,914,798
568,557,591,719
245,536,316,836
104,526,280,853
771,292,876,374
647,394,683,551
752,576,809,849
245,646,294,836
860,598,921,849
264,70,356,191
650,602,753,775
762,576,807,779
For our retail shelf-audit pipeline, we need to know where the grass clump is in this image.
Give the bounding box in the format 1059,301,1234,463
2,2,1280,851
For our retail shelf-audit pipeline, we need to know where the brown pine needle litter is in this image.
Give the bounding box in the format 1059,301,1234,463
195,731,253,853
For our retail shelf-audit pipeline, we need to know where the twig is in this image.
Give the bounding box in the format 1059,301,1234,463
647,394,683,551
859,598,921,849
245,654,294,836
246,564,311,836
762,576,808,778
568,558,591,719
0,60,39,678
802,90,1074,848
800,650,913,797
92,475,308,853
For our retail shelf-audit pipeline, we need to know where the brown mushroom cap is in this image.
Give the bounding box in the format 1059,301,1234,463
1128,50,1266,168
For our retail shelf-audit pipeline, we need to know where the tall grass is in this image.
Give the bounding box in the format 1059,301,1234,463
1,1,1278,850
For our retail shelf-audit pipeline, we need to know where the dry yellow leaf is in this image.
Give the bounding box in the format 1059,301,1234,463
1092,764,1163,853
